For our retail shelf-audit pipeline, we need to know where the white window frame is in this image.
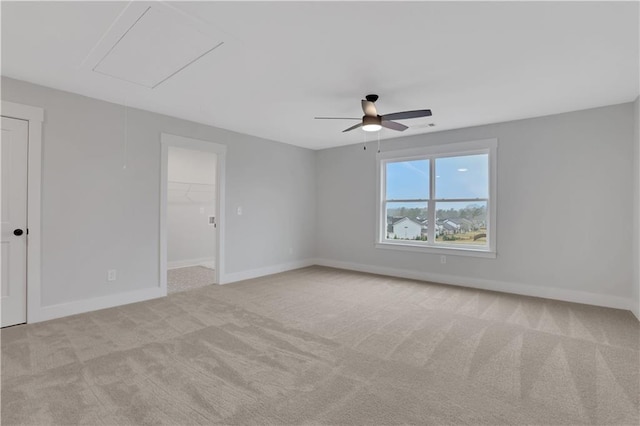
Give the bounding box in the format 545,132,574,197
376,139,497,258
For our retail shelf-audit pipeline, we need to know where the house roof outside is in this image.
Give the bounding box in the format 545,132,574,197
445,217,474,226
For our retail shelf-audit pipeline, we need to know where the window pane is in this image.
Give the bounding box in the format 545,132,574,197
435,201,487,246
435,154,488,199
385,201,428,241
386,160,430,200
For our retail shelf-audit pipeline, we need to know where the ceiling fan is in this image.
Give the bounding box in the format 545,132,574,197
315,94,432,133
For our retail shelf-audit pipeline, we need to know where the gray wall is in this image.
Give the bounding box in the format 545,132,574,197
2,75,636,315
634,96,640,318
1,77,316,307
317,103,635,300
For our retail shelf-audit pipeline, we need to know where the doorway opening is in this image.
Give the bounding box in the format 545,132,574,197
160,134,226,295
167,146,217,292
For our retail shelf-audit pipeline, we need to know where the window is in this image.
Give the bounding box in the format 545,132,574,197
377,139,497,257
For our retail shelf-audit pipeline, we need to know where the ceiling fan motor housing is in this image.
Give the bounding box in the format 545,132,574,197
363,115,381,126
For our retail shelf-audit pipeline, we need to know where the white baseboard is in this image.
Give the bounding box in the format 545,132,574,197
33,286,165,323
29,258,638,324
314,258,635,312
631,301,640,321
167,257,216,270
220,259,315,284
29,259,312,323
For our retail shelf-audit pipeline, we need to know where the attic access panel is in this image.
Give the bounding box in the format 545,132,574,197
90,4,224,88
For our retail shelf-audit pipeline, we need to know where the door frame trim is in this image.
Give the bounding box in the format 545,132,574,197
2,101,44,324
159,133,227,294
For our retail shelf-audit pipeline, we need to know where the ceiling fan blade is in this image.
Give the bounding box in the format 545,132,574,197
314,117,360,120
382,120,408,131
342,122,363,132
361,100,378,116
381,109,432,121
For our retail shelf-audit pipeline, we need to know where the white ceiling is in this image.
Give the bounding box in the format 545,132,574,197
2,1,638,150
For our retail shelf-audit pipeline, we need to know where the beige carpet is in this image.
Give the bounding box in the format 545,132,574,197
168,266,216,294
2,266,638,425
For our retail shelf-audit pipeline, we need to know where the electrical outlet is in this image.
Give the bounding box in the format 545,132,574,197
237,206,243,215
199,207,205,214
288,247,293,255
440,255,446,264
107,269,117,282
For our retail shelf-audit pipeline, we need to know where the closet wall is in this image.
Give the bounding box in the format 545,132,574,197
167,146,216,269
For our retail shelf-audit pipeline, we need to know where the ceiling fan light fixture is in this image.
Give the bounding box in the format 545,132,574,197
362,115,382,132
362,123,382,132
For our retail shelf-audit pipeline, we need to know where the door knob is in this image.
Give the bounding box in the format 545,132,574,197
13,229,23,236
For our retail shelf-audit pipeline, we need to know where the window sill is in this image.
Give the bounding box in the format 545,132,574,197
375,242,497,258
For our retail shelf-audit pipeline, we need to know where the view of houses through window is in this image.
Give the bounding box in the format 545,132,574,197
383,151,490,248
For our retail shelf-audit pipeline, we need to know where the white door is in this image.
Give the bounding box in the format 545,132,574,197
1,117,28,327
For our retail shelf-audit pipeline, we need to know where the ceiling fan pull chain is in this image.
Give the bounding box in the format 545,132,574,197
363,130,367,150
377,132,380,153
